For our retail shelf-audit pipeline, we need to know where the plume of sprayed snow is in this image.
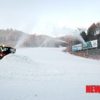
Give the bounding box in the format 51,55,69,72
39,37,67,47
30,23,87,46
73,29,87,46
51,26,87,46
40,38,55,47
15,33,29,48
55,38,68,43
37,25,87,46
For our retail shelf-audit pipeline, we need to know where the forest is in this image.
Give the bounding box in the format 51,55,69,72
81,22,100,41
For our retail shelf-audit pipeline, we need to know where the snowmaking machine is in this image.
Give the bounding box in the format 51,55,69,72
0,45,16,59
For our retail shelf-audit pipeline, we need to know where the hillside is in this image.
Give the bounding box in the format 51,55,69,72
0,29,68,47
0,29,28,47
0,47,100,100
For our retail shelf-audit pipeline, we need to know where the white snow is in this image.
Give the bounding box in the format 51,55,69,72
0,47,100,100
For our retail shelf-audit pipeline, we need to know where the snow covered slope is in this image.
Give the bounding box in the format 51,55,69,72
0,47,100,100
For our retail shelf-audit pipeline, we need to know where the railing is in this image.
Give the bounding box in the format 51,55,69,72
66,46,100,60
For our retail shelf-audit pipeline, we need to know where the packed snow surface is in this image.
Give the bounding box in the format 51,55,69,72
0,47,100,100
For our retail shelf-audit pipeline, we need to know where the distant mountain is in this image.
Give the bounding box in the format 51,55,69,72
0,29,28,47
0,29,68,48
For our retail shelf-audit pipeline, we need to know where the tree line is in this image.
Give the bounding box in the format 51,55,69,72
81,22,100,42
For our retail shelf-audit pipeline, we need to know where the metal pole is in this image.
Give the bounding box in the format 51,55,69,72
86,46,89,55
87,48,88,55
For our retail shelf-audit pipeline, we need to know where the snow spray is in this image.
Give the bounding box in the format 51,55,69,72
75,30,87,46
15,33,29,48
39,37,68,47
71,29,87,46
51,26,87,46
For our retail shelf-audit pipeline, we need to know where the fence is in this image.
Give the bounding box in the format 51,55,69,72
66,46,100,60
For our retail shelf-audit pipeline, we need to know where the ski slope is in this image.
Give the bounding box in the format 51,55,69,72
0,47,100,100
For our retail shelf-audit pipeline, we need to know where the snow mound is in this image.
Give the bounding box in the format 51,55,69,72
2,54,33,63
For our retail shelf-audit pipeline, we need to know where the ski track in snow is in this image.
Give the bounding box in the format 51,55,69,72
0,47,100,100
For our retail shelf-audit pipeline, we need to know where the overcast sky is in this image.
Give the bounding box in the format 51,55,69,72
0,0,100,36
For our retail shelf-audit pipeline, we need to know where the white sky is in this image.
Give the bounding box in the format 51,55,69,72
0,0,100,37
